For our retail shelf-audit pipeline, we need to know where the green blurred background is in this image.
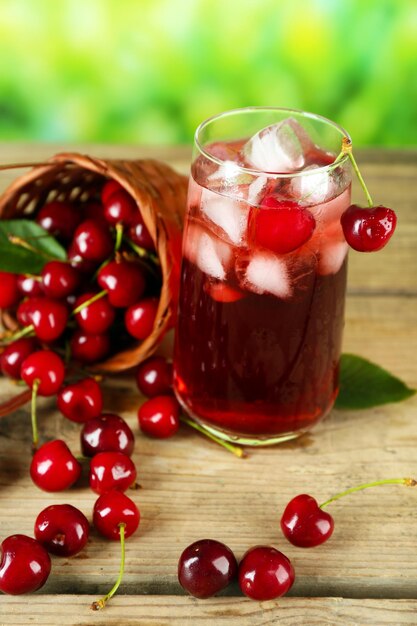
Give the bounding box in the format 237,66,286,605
0,0,415,146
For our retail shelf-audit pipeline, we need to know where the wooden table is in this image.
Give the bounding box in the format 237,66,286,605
0,145,416,625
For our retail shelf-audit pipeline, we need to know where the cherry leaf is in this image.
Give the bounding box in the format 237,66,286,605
336,353,415,410
0,219,67,274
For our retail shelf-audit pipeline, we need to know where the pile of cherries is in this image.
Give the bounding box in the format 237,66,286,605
0,178,160,367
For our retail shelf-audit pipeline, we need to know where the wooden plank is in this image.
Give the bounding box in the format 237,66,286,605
1,596,417,626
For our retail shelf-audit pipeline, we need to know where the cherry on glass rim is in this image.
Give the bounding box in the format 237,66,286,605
341,204,397,252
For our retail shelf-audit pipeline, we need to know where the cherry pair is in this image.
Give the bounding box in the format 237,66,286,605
178,539,294,601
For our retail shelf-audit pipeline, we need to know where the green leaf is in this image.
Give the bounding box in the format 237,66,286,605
0,219,67,274
335,353,416,410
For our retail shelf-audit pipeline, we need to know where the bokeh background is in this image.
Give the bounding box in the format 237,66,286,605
0,0,415,146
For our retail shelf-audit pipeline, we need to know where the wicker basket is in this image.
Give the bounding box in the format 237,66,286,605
0,152,188,372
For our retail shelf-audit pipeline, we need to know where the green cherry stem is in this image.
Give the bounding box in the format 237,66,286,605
115,223,124,252
180,415,245,458
341,137,374,208
31,379,40,450
91,523,126,611
72,289,107,315
320,477,417,509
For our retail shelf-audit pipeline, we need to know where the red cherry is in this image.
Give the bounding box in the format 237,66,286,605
341,204,397,252
34,504,90,557
74,292,115,334
21,350,65,396
41,261,80,299
124,298,158,340
104,189,137,226
89,451,137,495
72,219,113,262
0,534,51,595
57,377,103,423
101,180,124,204
0,337,38,379
97,260,146,308
36,201,81,241
128,216,155,251
70,330,110,364
30,439,81,491
280,494,334,547
82,201,106,222
204,281,245,303
238,546,295,600
249,197,315,254
17,274,43,297
178,539,238,599
0,271,20,308
135,356,173,397
68,242,98,275
16,298,34,326
93,490,140,540
29,297,69,342
138,395,180,438
81,413,135,457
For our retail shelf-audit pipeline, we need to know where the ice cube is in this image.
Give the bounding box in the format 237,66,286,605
183,222,233,280
237,250,292,299
242,118,314,173
200,187,249,245
290,165,334,204
316,222,348,275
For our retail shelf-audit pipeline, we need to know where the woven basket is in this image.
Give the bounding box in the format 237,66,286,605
0,152,188,372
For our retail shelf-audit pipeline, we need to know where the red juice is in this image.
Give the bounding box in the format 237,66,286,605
174,111,352,444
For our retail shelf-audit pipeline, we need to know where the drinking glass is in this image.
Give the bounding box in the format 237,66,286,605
174,107,352,445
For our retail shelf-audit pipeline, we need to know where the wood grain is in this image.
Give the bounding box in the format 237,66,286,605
1,596,417,626
0,145,416,624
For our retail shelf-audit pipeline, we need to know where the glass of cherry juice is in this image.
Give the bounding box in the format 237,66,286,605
173,107,352,445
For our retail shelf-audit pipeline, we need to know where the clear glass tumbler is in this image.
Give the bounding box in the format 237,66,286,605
173,107,352,445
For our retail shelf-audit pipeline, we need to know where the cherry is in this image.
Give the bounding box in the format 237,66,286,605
238,546,295,600
0,271,20,308
74,292,115,334
205,282,245,303
29,297,69,342
70,330,110,364
83,201,106,223
36,200,81,241
34,504,90,557
280,478,416,548
89,451,137,495
17,274,43,297
128,216,155,251
341,204,397,252
280,494,334,548
104,189,137,226
68,242,98,275
16,298,34,326
91,490,140,610
21,350,65,396
41,261,80,299
0,534,51,595
138,395,180,438
72,219,113,262
97,260,146,308
30,439,81,491
124,297,158,340
178,539,238,599
0,337,38,379
249,197,315,255
81,413,135,457
57,377,103,423
135,356,173,398
101,180,124,204
93,490,140,540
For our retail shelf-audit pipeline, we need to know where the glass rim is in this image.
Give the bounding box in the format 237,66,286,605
194,106,352,178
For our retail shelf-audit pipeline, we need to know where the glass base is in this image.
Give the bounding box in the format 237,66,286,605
175,391,312,446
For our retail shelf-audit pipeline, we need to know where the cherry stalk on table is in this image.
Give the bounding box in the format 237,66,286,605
281,477,417,547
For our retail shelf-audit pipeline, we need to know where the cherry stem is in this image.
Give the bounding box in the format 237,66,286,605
341,137,374,208
180,415,245,458
31,379,40,450
72,289,107,315
320,477,417,509
91,523,126,611
1,324,35,345
115,223,124,252
124,236,160,266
